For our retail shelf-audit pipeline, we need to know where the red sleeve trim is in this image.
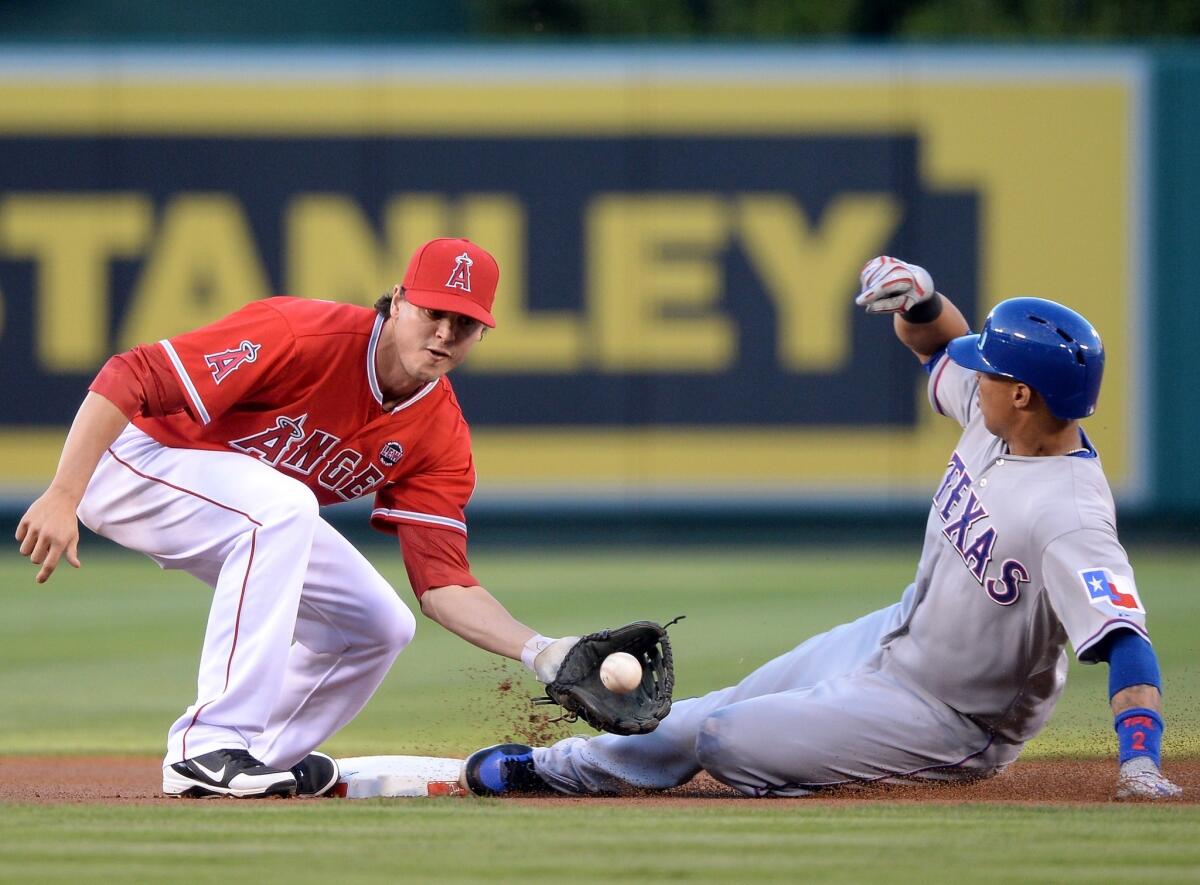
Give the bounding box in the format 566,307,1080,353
395,523,477,599
89,355,144,419
88,345,189,420
156,339,212,424
1077,618,1151,663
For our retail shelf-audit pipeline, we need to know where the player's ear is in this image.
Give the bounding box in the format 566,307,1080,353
1013,382,1035,410
390,286,404,319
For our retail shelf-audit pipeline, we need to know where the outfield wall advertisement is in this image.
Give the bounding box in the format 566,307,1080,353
0,49,1146,504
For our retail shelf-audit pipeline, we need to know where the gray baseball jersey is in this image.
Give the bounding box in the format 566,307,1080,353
532,352,1149,796
884,354,1147,742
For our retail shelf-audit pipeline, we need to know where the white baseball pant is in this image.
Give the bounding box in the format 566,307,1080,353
77,426,415,771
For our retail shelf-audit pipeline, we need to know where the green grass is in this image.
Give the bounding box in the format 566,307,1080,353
2,801,1199,884
2,543,1198,758
3,542,1199,883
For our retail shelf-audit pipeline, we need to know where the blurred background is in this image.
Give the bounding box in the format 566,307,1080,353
1,0,1198,546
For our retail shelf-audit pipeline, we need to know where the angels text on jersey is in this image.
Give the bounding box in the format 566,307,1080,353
229,412,397,502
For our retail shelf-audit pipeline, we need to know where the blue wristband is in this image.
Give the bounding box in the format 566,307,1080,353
1114,707,1163,766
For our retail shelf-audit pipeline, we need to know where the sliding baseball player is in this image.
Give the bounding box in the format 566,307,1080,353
463,256,1181,802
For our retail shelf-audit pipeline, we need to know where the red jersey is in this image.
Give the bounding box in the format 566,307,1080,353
90,297,478,594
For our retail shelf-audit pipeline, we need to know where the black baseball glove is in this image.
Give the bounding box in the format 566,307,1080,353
535,619,677,735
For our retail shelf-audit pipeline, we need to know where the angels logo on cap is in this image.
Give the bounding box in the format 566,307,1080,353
445,252,473,292
402,238,499,328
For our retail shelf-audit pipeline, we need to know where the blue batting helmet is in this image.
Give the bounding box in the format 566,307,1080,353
946,297,1104,419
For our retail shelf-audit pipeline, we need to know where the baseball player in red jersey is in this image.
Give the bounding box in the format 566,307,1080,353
16,238,583,798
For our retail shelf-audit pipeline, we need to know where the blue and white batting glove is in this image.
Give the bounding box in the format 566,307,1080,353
1115,757,1183,801
856,256,936,315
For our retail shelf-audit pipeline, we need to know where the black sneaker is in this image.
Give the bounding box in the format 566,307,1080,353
461,743,552,796
163,748,298,798
290,751,340,797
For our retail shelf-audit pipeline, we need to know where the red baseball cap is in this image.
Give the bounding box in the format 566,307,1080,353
401,238,499,328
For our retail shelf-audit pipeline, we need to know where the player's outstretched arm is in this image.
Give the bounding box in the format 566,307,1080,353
855,256,969,362
418,584,581,682
421,584,675,735
16,392,130,583
1104,631,1182,800
419,583,544,659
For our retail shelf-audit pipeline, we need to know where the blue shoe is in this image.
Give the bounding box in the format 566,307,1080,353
461,743,550,796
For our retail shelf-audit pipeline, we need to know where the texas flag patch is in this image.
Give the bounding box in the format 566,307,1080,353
1079,568,1145,614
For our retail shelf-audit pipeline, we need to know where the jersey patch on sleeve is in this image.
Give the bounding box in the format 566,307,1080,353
204,339,262,384
1079,568,1144,614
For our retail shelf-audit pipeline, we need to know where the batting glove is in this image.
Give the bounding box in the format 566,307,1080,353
856,256,936,315
1115,756,1183,801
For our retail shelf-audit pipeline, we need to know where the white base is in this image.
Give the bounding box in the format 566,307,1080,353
333,755,468,798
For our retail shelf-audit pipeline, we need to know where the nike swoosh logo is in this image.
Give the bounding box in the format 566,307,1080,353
192,760,226,782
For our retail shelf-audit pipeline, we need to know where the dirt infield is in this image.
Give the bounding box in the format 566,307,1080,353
2,756,1198,805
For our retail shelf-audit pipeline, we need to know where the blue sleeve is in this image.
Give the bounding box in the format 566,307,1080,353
1093,628,1162,698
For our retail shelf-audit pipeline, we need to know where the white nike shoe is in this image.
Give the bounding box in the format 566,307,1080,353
163,748,298,798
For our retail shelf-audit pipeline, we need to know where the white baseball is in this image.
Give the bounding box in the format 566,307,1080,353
599,652,642,694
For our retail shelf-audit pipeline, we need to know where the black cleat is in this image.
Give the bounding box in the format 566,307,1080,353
163,748,298,798
461,743,552,796
290,751,340,797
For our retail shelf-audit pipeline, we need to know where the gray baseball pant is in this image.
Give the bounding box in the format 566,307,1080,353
533,592,1019,796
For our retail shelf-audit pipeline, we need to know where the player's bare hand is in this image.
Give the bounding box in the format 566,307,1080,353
15,486,82,584
856,256,936,315
1115,757,1183,800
